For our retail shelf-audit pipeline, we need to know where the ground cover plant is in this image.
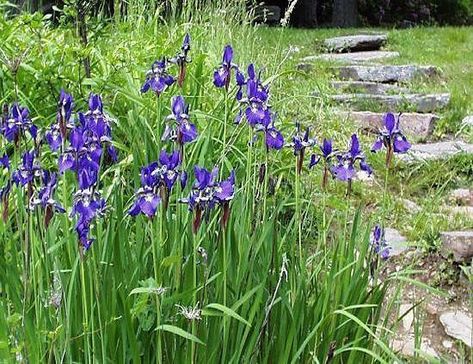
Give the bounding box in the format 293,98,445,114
0,1,472,363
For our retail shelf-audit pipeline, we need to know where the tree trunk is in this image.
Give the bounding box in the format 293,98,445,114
332,0,357,28
292,0,317,28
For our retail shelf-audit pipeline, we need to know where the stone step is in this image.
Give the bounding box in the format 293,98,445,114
441,231,473,263
331,81,408,95
336,111,438,139
329,93,450,113
301,51,399,64
337,65,440,83
439,311,472,348
324,34,387,53
400,141,473,162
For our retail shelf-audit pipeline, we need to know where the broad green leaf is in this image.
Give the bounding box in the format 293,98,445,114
156,324,205,345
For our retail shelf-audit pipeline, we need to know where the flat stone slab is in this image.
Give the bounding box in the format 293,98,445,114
324,34,387,53
449,188,473,206
331,81,408,95
302,51,399,64
440,231,473,262
385,228,409,256
337,65,440,83
330,93,450,113
401,141,473,162
336,111,438,139
439,311,472,348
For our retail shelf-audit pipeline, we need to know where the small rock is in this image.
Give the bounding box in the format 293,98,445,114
440,230,473,262
461,115,473,127
329,93,450,113
297,63,314,72
337,64,440,83
400,199,422,213
336,111,438,139
302,51,399,64
439,310,472,348
449,188,473,206
392,336,438,358
400,304,414,331
385,228,409,256
324,34,387,53
442,339,453,349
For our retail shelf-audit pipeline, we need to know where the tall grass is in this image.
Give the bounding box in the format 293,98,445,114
0,2,404,362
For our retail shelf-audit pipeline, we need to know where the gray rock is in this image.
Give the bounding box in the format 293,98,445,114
461,115,473,127
329,93,450,113
337,65,441,83
400,198,422,213
302,51,399,64
324,34,387,53
297,63,315,72
399,304,414,332
401,141,473,162
391,336,438,358
336,111,438,139
439,311,472,348
440,231,473,262
385,228,409,256
331,81,409,95
449,188,473,206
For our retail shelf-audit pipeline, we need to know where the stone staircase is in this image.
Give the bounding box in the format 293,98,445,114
300,33,473,160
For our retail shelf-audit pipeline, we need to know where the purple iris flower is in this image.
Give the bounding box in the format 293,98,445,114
12,150,41,187
1,103,37,143
213,45,237,90
46,91,74,151
287,122,316,174
141,59,176,96
128,186,161,218
170,33,191,87
164,96,198,145
58,89,74,138
371,112,411,167
30,171,65,227
71,187,106,248
129,150,185,217
239,64,271,127
0,153,9,170
331,134,372,182
45,123,62,152
58,126,101,173
371,225,391,260
254,114,284,151
128,162,161,218
181,166,235,233
309,138,335,189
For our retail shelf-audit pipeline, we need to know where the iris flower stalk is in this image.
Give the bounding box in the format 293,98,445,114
371,112,411,226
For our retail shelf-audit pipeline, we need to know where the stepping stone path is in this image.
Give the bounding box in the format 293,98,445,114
440,231,473,262
302,33,459,144
337,111,437,138
324,34,388,52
